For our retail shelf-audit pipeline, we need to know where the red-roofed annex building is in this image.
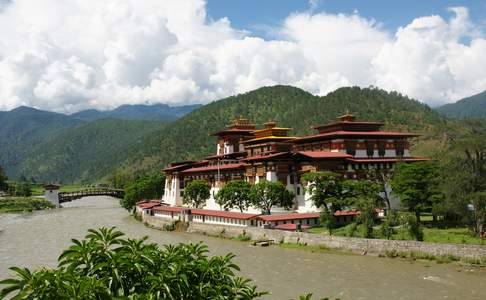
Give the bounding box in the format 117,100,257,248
162,114,426,214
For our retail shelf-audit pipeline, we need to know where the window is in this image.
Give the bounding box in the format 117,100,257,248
366,141,375,157
289,175,295,184
345,141,357,156
395,141,405,156
378,141,386,157
297,187,301,195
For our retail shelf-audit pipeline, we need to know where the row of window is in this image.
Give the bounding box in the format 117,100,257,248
193,214,248,225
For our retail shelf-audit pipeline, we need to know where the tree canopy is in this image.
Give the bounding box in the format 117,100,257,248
391,161,441,221
120,173,165,211
249,181,294,214
216,180,252,212
0,227,266,299
183,180,211,208
301,171,347,211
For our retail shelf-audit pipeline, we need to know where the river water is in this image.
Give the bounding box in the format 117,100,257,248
1,196,485,300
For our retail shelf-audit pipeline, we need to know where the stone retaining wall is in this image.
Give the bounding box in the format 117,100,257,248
143,214,486,259
142,215,175,229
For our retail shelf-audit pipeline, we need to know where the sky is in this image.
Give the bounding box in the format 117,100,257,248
0,0,486,113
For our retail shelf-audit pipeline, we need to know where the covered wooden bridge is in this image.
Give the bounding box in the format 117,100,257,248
59,188,125,203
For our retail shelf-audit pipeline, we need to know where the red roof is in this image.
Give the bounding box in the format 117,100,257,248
293,130,419,143
258,212,320,222
297,151,352,159
346,157,429,163
274,223,311,231
153,206,185,213
137,201,161,209
190,209,259,220
334,210,360,216
242,151,291,161
181,163,246,173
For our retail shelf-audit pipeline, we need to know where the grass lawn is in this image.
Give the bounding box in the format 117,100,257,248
421,227,485,245
307,224,485,245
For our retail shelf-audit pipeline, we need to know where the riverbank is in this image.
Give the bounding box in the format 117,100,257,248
0,197,54,213
141,214,486,263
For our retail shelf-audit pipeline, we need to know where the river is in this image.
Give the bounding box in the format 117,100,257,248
0,196,485,299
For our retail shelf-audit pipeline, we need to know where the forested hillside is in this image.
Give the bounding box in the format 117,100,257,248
0,103,197,182
2,85,467,183
115,85,454,180
0,107,83,177
436,90,486,119
10,119,165,182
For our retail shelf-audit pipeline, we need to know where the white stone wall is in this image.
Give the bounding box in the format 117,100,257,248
44,189,59,207
154,210,181,220
162,177,182,206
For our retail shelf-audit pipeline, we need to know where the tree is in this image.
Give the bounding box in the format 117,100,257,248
183,180,210,208
7,182,32,197
367,169,393,209
320,210,336,235
400,213,424,241
301,171,347,211
120,173,165,211
215,180,252,212
391,161,441,222
250,181,294,214
380,210,398,240
440,126,486,235
345,180,383,238
469,192,486,236
0,227,266,299
0,165,7,192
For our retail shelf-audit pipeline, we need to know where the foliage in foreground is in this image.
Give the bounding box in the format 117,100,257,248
121,173,165,211
0,197,54,213
0,227,266,299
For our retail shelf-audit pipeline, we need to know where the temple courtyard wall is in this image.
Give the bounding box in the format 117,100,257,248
142,214,486,260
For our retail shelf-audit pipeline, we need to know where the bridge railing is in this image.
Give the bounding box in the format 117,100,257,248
58,188,125,203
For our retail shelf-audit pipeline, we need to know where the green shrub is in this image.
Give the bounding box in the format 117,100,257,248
234,231,251,241
0,227,266,299
163,222,176,231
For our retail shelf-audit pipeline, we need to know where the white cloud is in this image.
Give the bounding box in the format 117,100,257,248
0,0,485,112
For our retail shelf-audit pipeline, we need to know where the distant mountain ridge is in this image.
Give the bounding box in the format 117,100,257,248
70,103,202,122
0,102,200,181
436,90,486,119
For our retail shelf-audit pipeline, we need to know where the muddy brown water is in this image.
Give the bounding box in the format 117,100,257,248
1,196,485,300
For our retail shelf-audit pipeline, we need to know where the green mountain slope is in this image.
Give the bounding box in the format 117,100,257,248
2,85,463,183
436,90,486,119
0,106,83,175
119,85,451,177
11,119,165,182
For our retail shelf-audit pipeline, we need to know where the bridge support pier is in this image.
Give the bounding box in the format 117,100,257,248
44,184,61,208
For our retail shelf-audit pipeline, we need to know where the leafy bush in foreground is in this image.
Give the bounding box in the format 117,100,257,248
0,227,266,299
